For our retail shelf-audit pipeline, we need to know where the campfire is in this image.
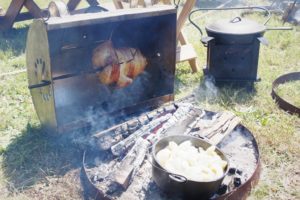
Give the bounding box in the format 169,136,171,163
24,3,261,200
82,96,260,200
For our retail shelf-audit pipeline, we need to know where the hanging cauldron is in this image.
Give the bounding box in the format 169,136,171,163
189,7,292,82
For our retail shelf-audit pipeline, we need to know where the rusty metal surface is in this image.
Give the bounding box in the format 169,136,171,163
271,72,300,116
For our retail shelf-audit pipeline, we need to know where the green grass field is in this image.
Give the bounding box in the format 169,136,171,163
0,0,300,199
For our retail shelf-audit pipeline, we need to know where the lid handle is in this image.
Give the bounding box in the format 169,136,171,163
230,17,242,23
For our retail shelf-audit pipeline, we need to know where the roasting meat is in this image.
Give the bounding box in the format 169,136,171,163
92,41,147,88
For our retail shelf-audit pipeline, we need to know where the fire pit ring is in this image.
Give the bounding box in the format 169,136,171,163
81,110,261,200
271,72,300,116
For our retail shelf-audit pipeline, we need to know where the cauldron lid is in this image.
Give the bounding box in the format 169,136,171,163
206,17,265,35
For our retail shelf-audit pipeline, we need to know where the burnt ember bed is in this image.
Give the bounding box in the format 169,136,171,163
81,97,260,200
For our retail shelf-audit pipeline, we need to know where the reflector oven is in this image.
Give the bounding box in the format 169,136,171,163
26,6,177,133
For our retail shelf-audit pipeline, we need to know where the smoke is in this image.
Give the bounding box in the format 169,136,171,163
194,75,219,103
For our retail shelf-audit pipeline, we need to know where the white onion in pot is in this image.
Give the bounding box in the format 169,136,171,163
156,140,227,182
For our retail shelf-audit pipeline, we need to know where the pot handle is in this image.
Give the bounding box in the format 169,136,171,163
201,36,214,47
169,174,187,183
147,152,188,184
257,37,269,46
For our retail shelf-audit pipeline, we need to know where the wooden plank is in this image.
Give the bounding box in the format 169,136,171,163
175,0,199,73
176,0,196,39
209,117,241,145
113,0,124,9
178,31,187,45
0,6,5,16
112,138,150,189
176,44,197,63
86,0,99,6
0,0,26,30
67,0,81,11
130,0,139,8
178,32,198,73
193,112,241,145
24,0,43,18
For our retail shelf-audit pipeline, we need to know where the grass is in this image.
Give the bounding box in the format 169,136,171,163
0,0,300,199
276,80,300,108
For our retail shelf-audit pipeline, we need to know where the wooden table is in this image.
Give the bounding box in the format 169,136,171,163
0,0,98,31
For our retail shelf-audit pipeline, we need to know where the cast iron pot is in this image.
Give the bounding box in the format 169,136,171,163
188,6,292,82
189,6,292,46
152,135,229,200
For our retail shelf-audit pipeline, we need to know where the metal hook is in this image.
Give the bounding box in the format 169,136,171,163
173,0,181,9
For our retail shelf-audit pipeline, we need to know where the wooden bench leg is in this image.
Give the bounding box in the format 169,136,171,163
0,0,26,30
24,0,43,18
178,32,198,73
113,0,124,9
187,57,198,73
67,0,81,11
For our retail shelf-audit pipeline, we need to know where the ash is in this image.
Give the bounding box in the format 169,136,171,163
84,98,260,199
86,153,177,200
218,126,258,186
115,160,174,200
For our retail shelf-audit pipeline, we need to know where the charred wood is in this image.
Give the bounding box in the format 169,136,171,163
111,114,171,156
111,138,150,189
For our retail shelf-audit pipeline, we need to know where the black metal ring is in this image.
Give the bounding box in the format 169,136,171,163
271,72,300,116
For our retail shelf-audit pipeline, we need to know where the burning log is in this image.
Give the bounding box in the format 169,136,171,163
107,105,195,190
92,104,177,151
93,126,126,151
111,113,172,156
111,138,150,189
189,111,241,145
146,104,197,143
83,102,260,200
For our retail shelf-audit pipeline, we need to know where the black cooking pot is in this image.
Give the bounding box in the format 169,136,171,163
189,6,292,46
151,135,229,200
188,7,292,82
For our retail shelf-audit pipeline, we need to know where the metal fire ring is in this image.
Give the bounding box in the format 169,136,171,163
271,72,300,116
81,124,261,200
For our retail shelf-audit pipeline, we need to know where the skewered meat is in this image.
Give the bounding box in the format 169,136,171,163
92,41,147,88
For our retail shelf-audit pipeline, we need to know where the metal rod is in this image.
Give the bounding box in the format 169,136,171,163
266,26,293,30
28,64,109,89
